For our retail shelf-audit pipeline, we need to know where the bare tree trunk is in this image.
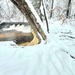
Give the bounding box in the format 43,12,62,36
42,0,49,33
11,0,46,41
69,0,75,19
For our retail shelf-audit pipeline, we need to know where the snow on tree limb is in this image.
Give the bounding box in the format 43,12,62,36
11,0,47,41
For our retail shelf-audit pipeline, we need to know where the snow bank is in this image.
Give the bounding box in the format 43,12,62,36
0,19,75,75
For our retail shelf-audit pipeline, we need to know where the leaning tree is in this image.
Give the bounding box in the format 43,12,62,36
11,0,47,43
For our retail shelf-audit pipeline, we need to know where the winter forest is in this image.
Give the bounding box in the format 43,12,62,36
0,0,75,22
0,0,75,75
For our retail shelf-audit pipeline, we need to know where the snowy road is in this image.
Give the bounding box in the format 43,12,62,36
0,20,75,75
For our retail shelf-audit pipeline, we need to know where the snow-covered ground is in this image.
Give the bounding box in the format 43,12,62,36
0,19,75,75
0,0,75,75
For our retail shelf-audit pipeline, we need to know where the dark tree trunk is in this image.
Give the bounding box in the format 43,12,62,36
11,0,46,41
42,0,49,33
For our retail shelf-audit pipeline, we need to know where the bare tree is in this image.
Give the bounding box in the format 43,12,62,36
42,0,49,33
11,0,47,41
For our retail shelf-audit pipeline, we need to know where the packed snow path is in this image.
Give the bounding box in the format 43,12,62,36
0,19,75,75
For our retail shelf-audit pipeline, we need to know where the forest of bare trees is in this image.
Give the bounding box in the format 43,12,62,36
0,0,75,22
